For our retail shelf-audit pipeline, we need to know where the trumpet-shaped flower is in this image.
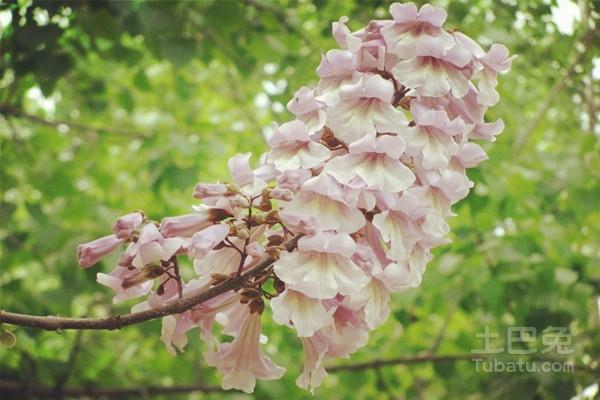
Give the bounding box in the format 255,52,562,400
267,120,331,170
274,232,368,299
281,174,366,233
270,289,333,337
205,312,286,393
325,135,415,192
327,73,408,144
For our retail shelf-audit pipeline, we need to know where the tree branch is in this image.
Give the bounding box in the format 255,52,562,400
245,0,321,53
0,104,147,138
0,104,204,139
0,380,225,398
0,235,302,331
513,25,600,153
327,353,599,373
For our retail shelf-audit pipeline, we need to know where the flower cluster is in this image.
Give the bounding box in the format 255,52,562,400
76,2,511,393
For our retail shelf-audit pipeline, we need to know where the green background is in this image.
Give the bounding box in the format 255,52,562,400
1,0,599,398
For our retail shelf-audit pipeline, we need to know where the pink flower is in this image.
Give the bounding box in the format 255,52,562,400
133,224,184,269
269,188,293,202
381,2,454,59
325,135,415,193
287,87,327,134
372,208,422,262
187,224,230,260
266,120,331,170
205,312,286,393
275,168,312,191
345,247,391,328
194,242,244,276
340,17,400,72
227,153,276,196
95,224,185,303
77,235,123,268
193,183,230,199
316,49,355,94
160,210,214,238
327,73,408,144
161,312,195,355
476,44,514,106
278,211,317,235
454,142,488,168
270,289,333,337
281,174,366,233
320,304,369,358
96,266,153,303
112,212,143,239
297,334,329,391
405,102,465,170
332,16,362,50
392,33,472,98
427,168,474,203
379,262,413,291
427,88,502,142
228,153,255,188
274,232,368,299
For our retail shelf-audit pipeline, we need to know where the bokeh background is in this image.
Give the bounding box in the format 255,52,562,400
1,0,599,399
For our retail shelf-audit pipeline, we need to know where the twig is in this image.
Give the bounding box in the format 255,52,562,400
224,238,244,255
171,257,184,299
0,104,147,138
245,0,320,52
0,380,226,398
0,235,302,331
513,25,600,153
427,306,455,355
581,0,597,136
327,353,598,373
328,353,488,372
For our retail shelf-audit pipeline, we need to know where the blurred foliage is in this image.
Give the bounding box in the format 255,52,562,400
0,0,599,399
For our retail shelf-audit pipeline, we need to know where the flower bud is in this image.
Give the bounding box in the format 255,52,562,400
236,228,250,240
160,213,212,238
270,188,293,201
267,235,284,246
273,277,285,293
112,212,144,239
249,297,265,314
320,126,342,148
161,207,232,238
193,183,231,199
77,235,124,268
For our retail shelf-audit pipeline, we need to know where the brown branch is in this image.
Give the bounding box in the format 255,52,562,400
513,25,600,153
427,306,455,355
0,104,147,138
245,0,320,53
0,380,226,398
327,353,599,373
0,235,302,331
328,353,486,372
